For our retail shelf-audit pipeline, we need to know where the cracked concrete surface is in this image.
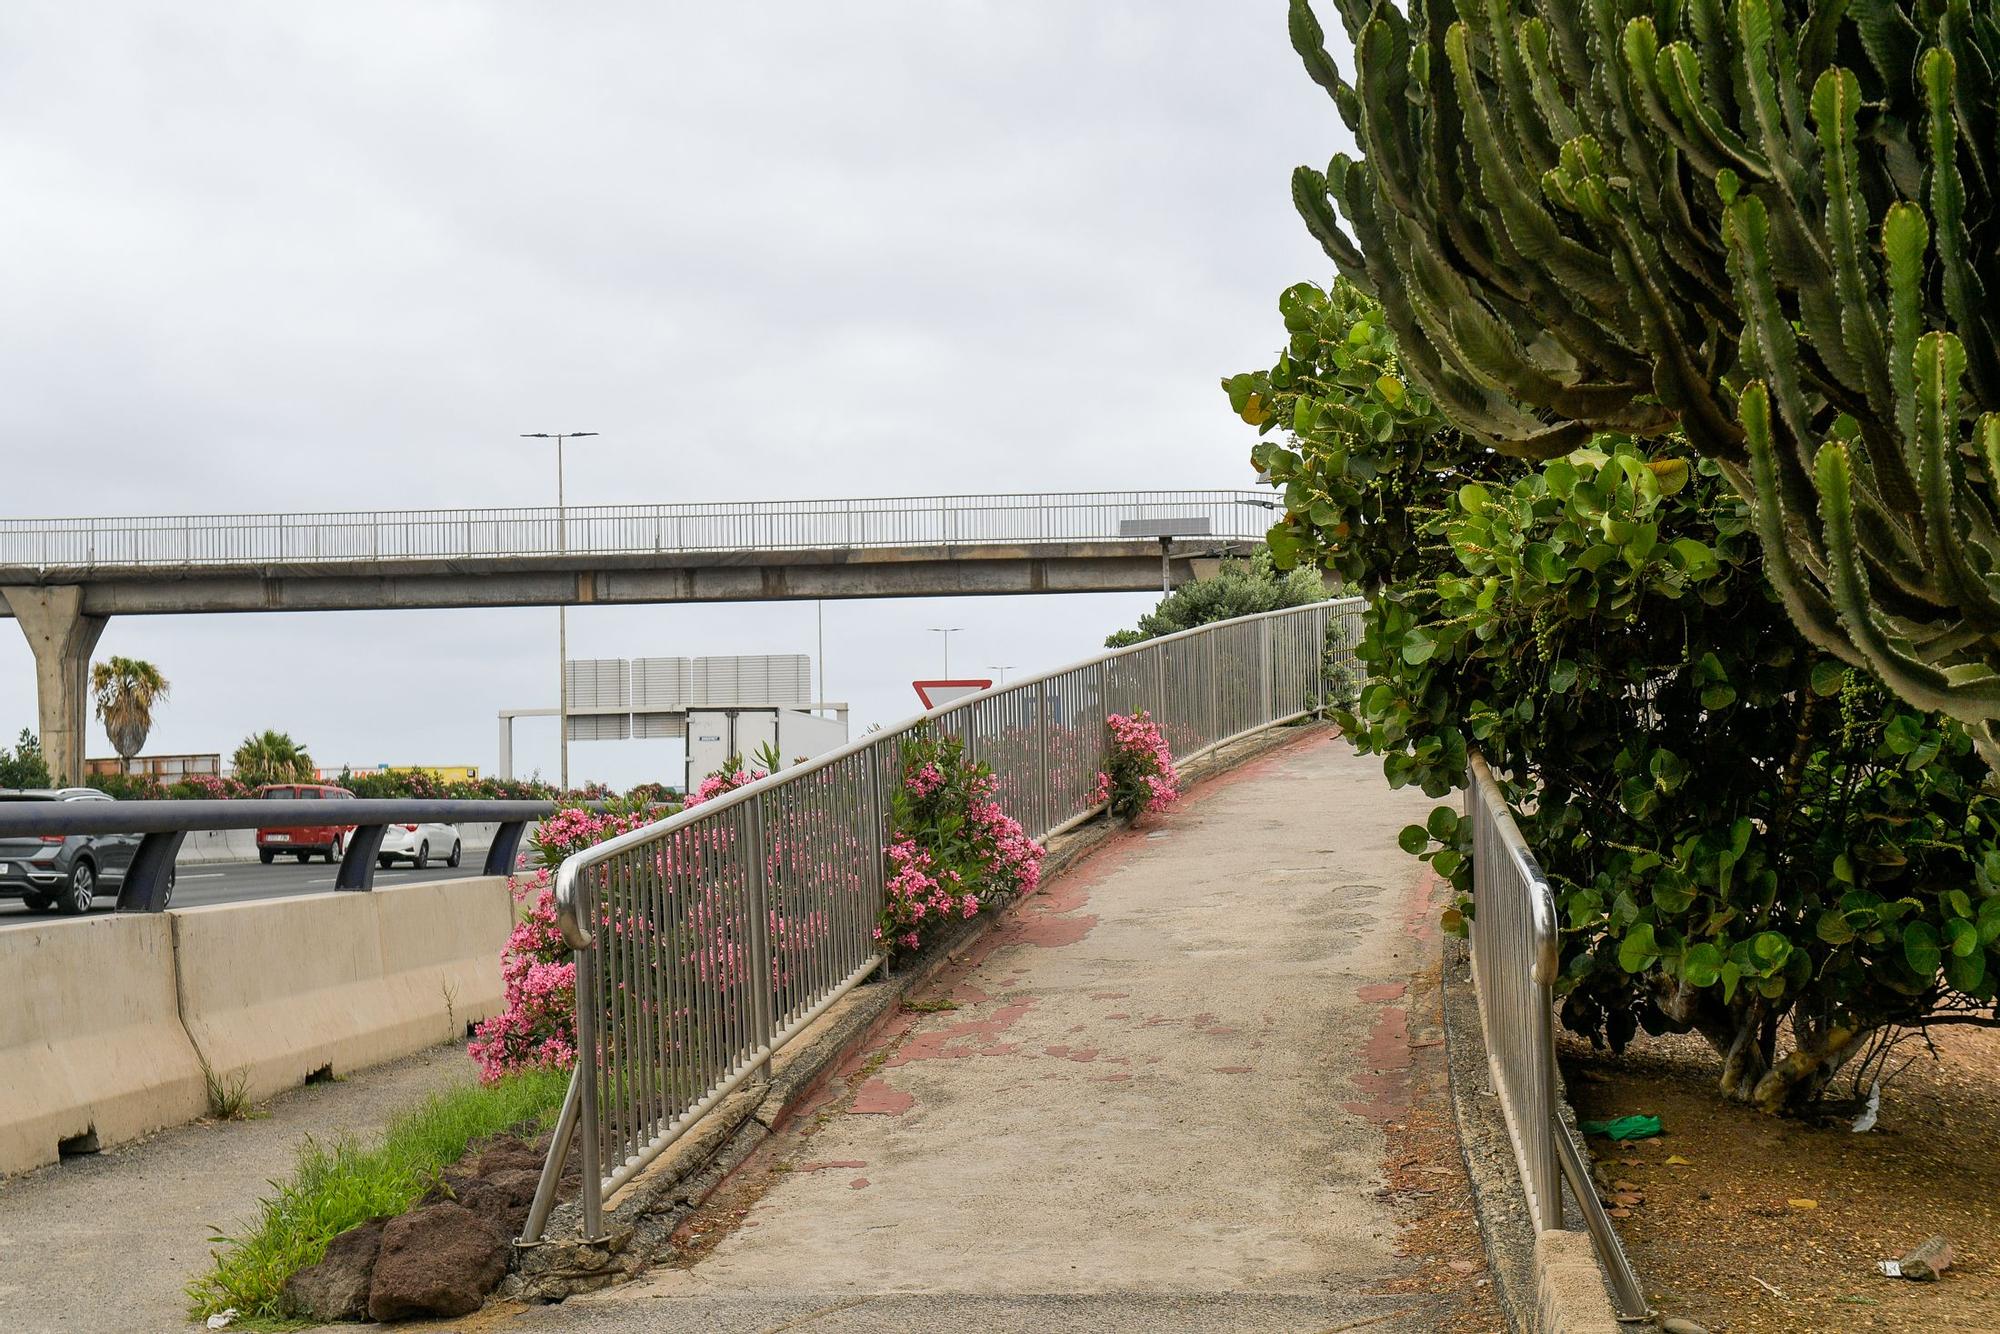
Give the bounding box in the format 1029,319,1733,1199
505,731,1460,1334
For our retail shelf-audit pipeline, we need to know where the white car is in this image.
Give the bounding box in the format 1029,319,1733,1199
377,822,462,870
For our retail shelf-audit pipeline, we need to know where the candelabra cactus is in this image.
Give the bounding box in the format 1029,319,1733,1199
1290,0,2000,765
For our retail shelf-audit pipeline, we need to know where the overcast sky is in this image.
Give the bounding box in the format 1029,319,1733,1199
0,2,1355,789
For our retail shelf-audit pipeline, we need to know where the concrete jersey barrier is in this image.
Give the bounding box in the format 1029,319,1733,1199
374,876,515,1042
0,914,209,1176
170,878,516,1105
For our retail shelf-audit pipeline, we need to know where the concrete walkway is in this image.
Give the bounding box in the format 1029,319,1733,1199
505,732,1480,1334
0,1043,480,1333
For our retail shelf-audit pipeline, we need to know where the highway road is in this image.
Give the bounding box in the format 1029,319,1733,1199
0,853,519,927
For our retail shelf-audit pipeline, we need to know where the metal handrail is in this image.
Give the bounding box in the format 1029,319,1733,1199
548,598,1358,950
1465,755,1648,1321
521,598,1364,1243
0,796,553,910
0,490,1275,572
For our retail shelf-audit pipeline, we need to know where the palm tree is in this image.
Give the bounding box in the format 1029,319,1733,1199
232,730,315,788
90,657,170,775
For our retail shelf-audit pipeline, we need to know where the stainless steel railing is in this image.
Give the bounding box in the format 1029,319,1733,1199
1465,755,1649,1320
519,598,1363,1242
0,490,1273,571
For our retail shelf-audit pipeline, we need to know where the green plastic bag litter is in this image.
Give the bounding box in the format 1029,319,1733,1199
1579,1114,1662,1141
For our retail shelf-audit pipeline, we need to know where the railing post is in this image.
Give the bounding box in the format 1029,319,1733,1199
576,934,604,1240
1036,679,1051,841
1259,616,1273,724
1210,630,1222,747
335,826,388,890
483,820,529,876
518,1070,582,1245
116,830,186,912
745,800,776,1084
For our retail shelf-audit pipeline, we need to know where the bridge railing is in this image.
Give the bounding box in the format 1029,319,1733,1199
1465,755,1648,1319
0,798,553,911
520,597,1364,1243
0,491,1274,570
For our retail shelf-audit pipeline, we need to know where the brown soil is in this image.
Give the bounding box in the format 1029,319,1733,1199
1371,935,1508,1332
1563,1024,2000,1332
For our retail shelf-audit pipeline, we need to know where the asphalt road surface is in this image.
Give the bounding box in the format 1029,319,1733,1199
0,853,504,926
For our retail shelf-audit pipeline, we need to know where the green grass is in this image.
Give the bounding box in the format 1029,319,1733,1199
186,1068,569,1324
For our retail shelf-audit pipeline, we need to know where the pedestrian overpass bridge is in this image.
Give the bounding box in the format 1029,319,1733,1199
0,490,1271,783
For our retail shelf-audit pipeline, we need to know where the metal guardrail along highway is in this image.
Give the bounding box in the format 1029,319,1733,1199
0,490,1274,571
0,798,553,911
1465,756,1649,1320
519,598,1364,1243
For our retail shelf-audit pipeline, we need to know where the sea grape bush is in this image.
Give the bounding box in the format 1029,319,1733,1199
879,729,1043,957
1095,711,1180,822
1233,279,2000,1112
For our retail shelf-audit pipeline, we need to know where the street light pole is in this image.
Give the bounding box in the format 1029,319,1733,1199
523,431,599,793
987,665,1018,686
927,626,965,678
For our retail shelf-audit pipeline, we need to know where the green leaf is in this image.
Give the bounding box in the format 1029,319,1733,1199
1652,879,1696,915
1904,921,1942,979
1884,714,1924,756
1944,917,1979,958
1618,922,1660,974
1458,483,1490,514
1670,537,1717,576
1816,908,1855,945
1944,948,1986,994
1398,824,1430,855
1683,942,1723,987
1750,930,1792,971
1809,660,1848,696
1426,805,1460,840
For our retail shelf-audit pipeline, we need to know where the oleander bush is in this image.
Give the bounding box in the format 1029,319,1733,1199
1094,711,1181,822
879,729,1043,956
468,806,657,1082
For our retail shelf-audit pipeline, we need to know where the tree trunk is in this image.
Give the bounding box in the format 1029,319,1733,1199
1645,978,1867,1113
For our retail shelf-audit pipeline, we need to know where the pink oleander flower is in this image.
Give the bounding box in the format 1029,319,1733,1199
686,765,768,807
1098,710,1180,822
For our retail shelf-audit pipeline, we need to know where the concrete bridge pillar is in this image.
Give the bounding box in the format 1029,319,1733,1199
2,587,105,786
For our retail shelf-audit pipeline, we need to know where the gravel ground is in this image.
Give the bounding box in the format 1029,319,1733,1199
1566,1023,2000,1332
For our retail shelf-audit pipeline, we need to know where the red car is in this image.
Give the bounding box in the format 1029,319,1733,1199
255,783,357,864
